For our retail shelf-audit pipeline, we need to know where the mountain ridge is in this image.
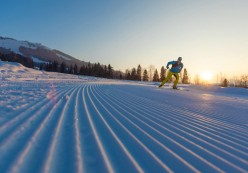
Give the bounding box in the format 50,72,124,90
0,36,87,67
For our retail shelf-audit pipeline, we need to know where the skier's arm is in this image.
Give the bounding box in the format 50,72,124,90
166,61,174,69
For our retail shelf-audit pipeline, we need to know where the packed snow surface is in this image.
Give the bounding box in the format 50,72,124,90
0,62,248,173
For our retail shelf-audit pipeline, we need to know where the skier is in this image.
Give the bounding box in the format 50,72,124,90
159,57,184,89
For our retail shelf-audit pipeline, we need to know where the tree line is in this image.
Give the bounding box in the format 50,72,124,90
0,52,189,83
40,61,114,79
0,52,115,79
124,64,190,84
217,75,248,88
1,52,247,88
0,52,34,68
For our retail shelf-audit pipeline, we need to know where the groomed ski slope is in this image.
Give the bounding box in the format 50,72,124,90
0,63,248,173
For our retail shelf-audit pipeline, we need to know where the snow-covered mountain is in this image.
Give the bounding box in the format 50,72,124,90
0,36,87,66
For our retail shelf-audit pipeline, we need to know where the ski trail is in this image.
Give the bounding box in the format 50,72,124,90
105,89,248,171
137,101,248,159
0,82,64,125
154,85,248,126
112,86,248,146
74,85,84,173
93,85,202,173
90,85,174,173
42,85,80,173
0,90,68,144
128,91,248,152
0,86,66,136
94,85,224,172
1,80,248,173
3,86,77,173
82,85,114,173
115,85,248,171
75,84,112,173
111,86,248,155
0,86,73,170
95,84,248,172
130,87,248,139
117,86,248,138
87,85,144,173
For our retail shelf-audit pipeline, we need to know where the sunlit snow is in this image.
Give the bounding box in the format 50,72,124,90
0,61,248,173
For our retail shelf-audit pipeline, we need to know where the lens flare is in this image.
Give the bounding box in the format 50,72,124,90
46,84,57,104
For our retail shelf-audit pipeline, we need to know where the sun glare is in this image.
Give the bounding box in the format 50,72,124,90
200,71,213,81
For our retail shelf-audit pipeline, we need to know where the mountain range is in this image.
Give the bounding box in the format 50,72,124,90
0,36,88,67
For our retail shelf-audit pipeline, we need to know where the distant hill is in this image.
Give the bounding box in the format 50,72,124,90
0,36,88,67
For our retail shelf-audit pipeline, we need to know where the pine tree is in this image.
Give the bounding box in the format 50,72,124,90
143,69,149,81
160,66,166,82
182,68,189,84
130,68,136,80
127,72,131,80
96,63,100,77
125,69,131,80
69,64,73,74
104,65,108,78
52,60,58,72
153,69,160,82
60,62,66,73
74,64,78,74
92,63,102,77
85,66,88,75
39,63,43,70
79,66,84,75
97,62,103,77
87,62,92,76
241,75,248,87
222,78,228,87
107,64,113,78
45,63,52,71
45,63,49,71
136,64,142,81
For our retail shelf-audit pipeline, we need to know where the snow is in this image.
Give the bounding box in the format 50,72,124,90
0,61,248,173
31,57,48,64
56,53,72,61
0,38,37,55
0,61,43,76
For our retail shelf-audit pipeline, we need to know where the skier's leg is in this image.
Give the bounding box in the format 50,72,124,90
173,73,179,88
159,71,173,87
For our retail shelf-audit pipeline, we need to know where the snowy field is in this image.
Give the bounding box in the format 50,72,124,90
0,62,248,173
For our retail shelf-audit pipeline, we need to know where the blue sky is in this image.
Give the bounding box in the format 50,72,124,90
1,0,248,81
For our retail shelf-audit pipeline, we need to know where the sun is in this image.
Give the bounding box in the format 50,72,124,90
200,71,213,81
